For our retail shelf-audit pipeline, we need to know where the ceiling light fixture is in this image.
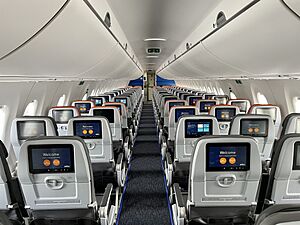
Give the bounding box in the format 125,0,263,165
146,63,156,65
146,55,159,58
144,38,166,42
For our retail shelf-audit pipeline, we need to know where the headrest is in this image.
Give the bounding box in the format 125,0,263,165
169,106,199,124
280,113,300,137
227,99,251,113
248,104,281,121
209,105,240,121
71,100,95,114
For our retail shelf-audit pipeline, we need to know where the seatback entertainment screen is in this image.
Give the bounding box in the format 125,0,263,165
185,119,212,138
189,97,202,106
199,101,216,112
28,144,74,174
17,121,46,140
232,101,248,113
115,98,127,106
93,109,115,123
74,103,91,113
52,110,74,124
74,121,102,139
240,119,268,137
169,102,185,110
206,143,250,171
256,108,277,122
91,98,103,106
215,108,236,122
175,108,195,122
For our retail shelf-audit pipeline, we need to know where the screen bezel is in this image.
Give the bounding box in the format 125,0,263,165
93,109,115,123
215,108,237,122
73,120,102,139
91,98,103,106
189,97,202,106
206,142,251,172
240,118,269,137
28,144,75,174
293,142,300,170
199,101,216,112
17,121,46,141
74,103,92,113
115,98,127,106
184,119,213,138
175,108,195,122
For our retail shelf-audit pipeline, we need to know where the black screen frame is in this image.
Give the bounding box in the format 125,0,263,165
93,109,115,123
184,119,213,138
73,120,102,139
215,108,237,122
240,118,269,137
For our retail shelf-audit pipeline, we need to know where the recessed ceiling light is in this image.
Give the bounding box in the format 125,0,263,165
146,55,159,58
146,63,156,65
144,38,166,42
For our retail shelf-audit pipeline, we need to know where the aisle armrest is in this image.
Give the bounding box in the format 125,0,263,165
99,184,115,225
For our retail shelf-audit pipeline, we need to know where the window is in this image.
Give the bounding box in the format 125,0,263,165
90,89,96,96
0,105,9,141
229,91,237,99
23,100,38,116
82,93,88,100
218,88,225,95
104,12,111,28
207,87,212,93
257,92,268,104
293,97,300,113
57,94,66,106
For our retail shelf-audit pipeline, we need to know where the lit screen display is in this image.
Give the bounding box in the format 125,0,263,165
169,102,185,110
74,103,91,113
28,144,74,174
17,121,46,140
206,143,250,171
185,119,212,138
215,108,236,122
175,109,195,122
204,95,215,100
74,121,102,139
52,110,74,123
200,101,216,112
189,97,202,106
91,98,103,106
115,98,127,106
240,119,268,137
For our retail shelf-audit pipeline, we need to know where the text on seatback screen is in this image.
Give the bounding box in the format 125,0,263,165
28,144,74,174
215,108,236,121
52,110,74,123
200,101,216,112
206,143,250,171
185,119,212,138
74,103,91,113
93,109,115,123
240,119,268,137
74,120,102,139
175,108,195,122
17,121,46,140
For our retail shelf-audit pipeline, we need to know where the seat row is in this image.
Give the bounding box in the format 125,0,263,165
153,86,300,224
0,87,143,225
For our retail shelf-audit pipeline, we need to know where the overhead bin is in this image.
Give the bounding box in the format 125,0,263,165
202,0,300,76
0,1,141,79
0,0,68,59
283,0,300,16
159,43,250,79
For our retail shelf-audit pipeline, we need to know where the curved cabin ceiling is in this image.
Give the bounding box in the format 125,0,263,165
107,0,221,71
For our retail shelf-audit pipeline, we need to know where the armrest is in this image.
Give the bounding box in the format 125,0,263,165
166,152,173,166
99,183,116,225
161,135,168,160
173,183,185,208
123,136,132,161
116,153,126,187
165,152,173,187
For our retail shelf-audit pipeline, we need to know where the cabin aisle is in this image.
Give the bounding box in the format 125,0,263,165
117,102,172,225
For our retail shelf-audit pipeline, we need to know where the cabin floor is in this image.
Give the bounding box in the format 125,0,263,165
117,102,172,225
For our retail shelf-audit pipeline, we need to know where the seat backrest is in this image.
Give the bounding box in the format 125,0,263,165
113,97,132,118
209,105,240,135
48,106,80,136
230,114,275,161
168,106,199,141
18,136,96,210
71,100,95,115
266,134,300,205
88,96,106,106
67,117,113,164
227,99,251,114
163,100,188,127
186,96,203,106
160,96,179,115
89,107,122,142
248,104,281,139
212,95,229,105
175,115,220,163
202,94,216,100
104,102,128,128
196,100,217,115
189,136,261,208
279,113,300,138
11,117,58,161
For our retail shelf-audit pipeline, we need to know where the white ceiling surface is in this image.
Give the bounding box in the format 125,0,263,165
107,0,221,71
0,0,141,80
